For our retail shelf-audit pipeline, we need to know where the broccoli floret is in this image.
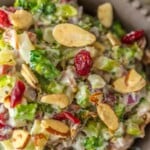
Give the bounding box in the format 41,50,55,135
75,82,90,108
29,50,60,81
84,136,105,150
15,0,56,15
112,21,126,38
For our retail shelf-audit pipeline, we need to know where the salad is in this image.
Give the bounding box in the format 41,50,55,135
0,0,149,150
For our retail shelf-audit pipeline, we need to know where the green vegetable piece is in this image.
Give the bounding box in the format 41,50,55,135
35,28,43,40
0,75,14,88
84,136,104,150
29,50,60,81
47,80,65,94
84,120,101,137
14,104,37,121
15,0,56,15
96,56,120,73
75,83,90,108
15,0,36,10
114,103,125,119
112,21,126,38
37,103,53,114
44,3,56,15
56,4,77,18
112,46,137,62
126,122,141,136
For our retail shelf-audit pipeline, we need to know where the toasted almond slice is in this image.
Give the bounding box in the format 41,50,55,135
125,69,142,87
12,129,30,149
97,3,113,28
9,10,33,29
52,23,96,47
97,103,119,131
33,134,47,147
21,64,38,89
113,76,128,93
18,32,35,63
41,119,70,136
130,78,146,92
113,70,146,93
106,32,121,46
41,94,69,108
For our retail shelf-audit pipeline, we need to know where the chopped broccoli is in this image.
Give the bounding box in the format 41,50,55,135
84,120,101,137
14,104,37,121
29,50,60,81
75,82,90,108
114,103,125,120
95,56,120,73
126,114,144,137
47,80,65,94
56,4,77,18
15,0,56,15
112,21,126,38
36,102,53,114
126,122,142,136
84,136,105,150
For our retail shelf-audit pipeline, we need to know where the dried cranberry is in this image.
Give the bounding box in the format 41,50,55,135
0,10,11,28
54,111,80,124
121,30,145,44
74,50,92,76
10,80,25,108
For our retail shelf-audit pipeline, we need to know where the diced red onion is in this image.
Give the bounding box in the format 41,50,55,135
127,94,137,105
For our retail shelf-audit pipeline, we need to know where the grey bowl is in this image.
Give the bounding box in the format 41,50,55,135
0,0,150,149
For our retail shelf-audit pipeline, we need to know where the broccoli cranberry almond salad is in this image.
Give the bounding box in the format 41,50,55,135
0,0,149,150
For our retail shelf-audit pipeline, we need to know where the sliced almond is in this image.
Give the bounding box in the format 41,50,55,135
9,10,33,29
52,23,96,47
12,129,30,149
18,32,35,63
97,103,119,131
33,134,47,147
41,94,69,108
113,69,146,93
125,69,142,86
106,32,121,46
21,64,39,89
97,3,113,28
130,78,146,92
41,119,70,136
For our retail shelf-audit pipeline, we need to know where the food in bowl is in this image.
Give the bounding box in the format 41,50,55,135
0,0,149,150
